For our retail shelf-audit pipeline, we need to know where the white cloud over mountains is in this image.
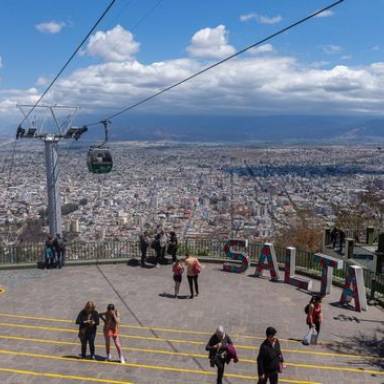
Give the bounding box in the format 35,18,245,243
35,21,65,34
186,25,235,59
2,24,384,120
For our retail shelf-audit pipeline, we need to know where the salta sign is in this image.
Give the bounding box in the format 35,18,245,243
223,240,367,312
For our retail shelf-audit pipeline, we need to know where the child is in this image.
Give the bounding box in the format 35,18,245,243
172,259,184,298
99,304,125,363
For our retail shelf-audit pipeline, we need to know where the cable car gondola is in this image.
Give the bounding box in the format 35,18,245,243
87,120,113,174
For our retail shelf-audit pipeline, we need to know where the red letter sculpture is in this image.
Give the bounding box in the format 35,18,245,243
255,242,280,281
314,253,343,296
284,246,312,290
340,265,367,312
223,239,249,273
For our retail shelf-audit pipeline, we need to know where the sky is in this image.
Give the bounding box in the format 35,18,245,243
1,0,384,134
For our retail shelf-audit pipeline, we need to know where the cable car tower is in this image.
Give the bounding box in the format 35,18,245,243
16,104,87,236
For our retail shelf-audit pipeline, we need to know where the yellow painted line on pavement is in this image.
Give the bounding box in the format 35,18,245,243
0,367,134,384
0,334,381,376
286,362,384,376
0,348,321,384
0,311,304,344
0,321,378,361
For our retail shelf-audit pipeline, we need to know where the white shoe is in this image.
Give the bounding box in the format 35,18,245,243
107,353,112,361
120,356,125,364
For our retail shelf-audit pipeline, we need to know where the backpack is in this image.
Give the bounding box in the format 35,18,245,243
304,304,310,314
193,260,201,274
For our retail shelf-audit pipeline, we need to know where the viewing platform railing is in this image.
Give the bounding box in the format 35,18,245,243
0,238,383,301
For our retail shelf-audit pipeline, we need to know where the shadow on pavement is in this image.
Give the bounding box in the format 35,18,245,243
326,327,384,369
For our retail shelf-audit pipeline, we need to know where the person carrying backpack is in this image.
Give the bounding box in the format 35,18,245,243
184,253,201,299
206,326,237,384
304,296,322,344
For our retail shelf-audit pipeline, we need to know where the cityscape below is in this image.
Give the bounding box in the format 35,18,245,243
1,141,383,251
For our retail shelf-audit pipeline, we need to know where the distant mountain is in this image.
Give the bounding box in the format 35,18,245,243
2,114,384,143
103,114,384,143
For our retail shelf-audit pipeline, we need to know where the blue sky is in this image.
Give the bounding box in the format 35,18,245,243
1,0,384,130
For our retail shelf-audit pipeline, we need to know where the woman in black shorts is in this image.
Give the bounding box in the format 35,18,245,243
172,259,184,298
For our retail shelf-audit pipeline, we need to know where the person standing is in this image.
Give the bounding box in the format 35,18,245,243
167,231,178,262
306,296,322,342
172,259,184,298
76,301,99,359
53,233,66,269
139,232,149,267
153,233,162,267
257,327,284,384
99,304,125,363
159,231,167,262
44,234,56,269
205,326,233,384
184,253,201,299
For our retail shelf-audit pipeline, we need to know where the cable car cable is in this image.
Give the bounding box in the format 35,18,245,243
85,0,344,127
16,0,117,131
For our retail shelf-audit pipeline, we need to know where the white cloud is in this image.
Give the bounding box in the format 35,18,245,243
187,25,235,59
36,76,49,86
240,13,282,25
249,44,274,55
35,21,65,34
322,44,342,54
84,25,139,62
315,10,334,18
3,24,384,121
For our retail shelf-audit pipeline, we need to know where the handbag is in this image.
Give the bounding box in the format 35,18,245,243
303,327,317,345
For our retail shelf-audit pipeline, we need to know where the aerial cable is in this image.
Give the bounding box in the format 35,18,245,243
130,0,165,32
17,0,117,129
6,0,117,187
86,0,344,126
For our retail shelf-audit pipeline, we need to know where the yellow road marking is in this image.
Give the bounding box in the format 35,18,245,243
0,334,381,376
0,367,134,384
0,321,377,361
0,347,321,384
285,362,384,375
0,311,303,344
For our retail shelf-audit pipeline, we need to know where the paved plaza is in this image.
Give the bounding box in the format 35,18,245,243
0,261,383,384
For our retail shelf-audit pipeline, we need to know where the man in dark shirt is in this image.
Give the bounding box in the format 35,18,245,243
139,232,149,266
257,327,284,384
205,326,232,384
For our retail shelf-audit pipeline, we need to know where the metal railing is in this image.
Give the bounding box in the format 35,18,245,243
0,239,383,300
